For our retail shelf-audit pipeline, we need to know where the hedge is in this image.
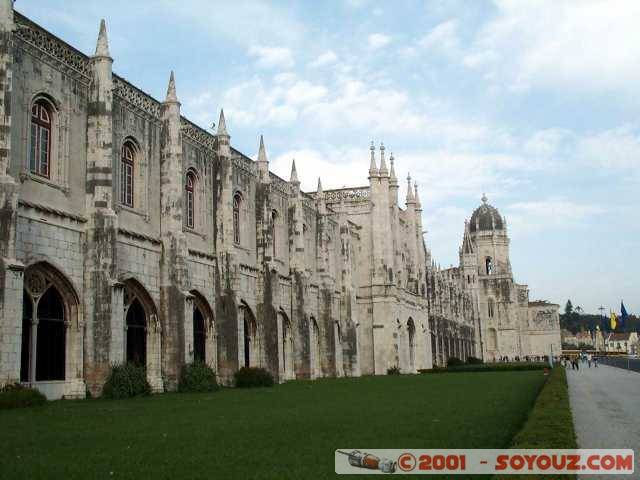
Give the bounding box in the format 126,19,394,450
507,367,577,449
0,384,47,410
494,367,577,480
234,367,274,388
178,361,219,393
102,363,152,399
420,362,548,374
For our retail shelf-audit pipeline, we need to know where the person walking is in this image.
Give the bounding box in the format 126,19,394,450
587,353,592,368
593,356,598,368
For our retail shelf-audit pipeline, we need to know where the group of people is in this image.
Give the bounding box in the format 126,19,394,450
561,353,598,370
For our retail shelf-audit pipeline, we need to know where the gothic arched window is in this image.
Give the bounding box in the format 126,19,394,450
120,142,135,207
193,305,206,362
185,171,196,229
30,99,52,178
485,257,493,275
271,210,278,258
233,193,242,245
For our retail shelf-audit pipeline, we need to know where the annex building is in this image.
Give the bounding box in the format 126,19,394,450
0,3,561,398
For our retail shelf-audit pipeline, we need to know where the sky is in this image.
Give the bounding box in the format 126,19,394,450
16,0,639,314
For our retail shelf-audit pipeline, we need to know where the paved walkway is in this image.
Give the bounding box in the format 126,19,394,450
566,364,639,478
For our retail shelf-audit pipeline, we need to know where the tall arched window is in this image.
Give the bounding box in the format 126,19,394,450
271,210,278,258
485,257,493,275
30,100,52,177
233,193,242,245
185,171,196,229
193,306,206,362
120,142,135,207
488,298,495,318
311,317,321,377
242,306,257,367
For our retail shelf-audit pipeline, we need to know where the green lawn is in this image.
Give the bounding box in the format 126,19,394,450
0,372,546,479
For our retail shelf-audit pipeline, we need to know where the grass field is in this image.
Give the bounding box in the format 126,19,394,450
0,371,547,479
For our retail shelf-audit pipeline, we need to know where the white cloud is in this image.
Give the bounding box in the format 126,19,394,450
464,0,640,92
157,0,304,47
309,50,338,68
285,81,328,106
577,125,640,170
506,198,606,234
419,19,459,54
367,33,392,49
217,77,330,128
248,45,294,69
271,147,367,192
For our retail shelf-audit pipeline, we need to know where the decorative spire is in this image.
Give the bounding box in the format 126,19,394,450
462,219,474,254
258,134,268,164
217,109,228,136
406,173,415,203
389,152,398,186
378,142,388,176
94,19,110,58
165,71,178,103
368,140,378,177
317,177,326,213
289,159,299,184
414,182,422,209
481,192,488,204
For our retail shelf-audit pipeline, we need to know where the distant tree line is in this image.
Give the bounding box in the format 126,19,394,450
560,299,639,334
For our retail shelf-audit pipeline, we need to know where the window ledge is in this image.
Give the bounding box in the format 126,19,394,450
116,204,150,222
183,227,207,239
234,244,251,253
20,171,70,195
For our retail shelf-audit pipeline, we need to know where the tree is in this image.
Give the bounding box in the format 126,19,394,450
564,300,574,316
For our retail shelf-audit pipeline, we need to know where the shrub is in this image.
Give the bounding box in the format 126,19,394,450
102,363,151,399
447,357,464,367
179,361,219,393
421,362,547,374
495,368,577,480
508,367,576,448
466,356,483,365
234,367,274,388
0,383,47,410
386,366,401,375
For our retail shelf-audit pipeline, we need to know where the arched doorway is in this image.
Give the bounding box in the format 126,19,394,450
193,306,206,362
190,291,215,369
241,304,258,367
407,318,416,371
335,321,344,377
122,279,162,391
310,317,321,378
21,284,66,381
279,311,293,380
126,298,146,366
20,263,83,399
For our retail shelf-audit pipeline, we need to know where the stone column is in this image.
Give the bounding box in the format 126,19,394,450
158,72,189,390
213,110,239,386
0,0,26,387
83,20,118,395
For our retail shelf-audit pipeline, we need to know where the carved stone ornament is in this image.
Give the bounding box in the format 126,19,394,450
25,271,47,297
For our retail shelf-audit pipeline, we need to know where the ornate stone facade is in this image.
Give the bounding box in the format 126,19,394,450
457,196,562,361
0,5,557,399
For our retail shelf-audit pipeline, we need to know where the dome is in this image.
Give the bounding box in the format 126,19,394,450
469,194,504,232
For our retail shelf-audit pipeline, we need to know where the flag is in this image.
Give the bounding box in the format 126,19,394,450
620,301,629,327
610,311,618,330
